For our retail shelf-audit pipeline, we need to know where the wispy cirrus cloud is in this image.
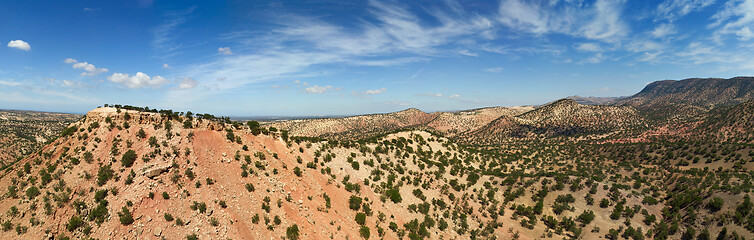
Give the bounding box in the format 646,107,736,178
497,0,628,42
709,0,754,41
217,47,233,55
484,67,503,73
0,80,22,87
655,0,715,21
152,7,196,58
420,92,461,99
180,0,495,97
650,23,677,38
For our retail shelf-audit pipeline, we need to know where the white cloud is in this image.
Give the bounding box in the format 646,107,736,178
627,40,664,52
656,0,715,21
177,77,198,89
7,40,30,51
484,67,503,73
163,63,172,69
581,0,628,41
0,80,22,87
107,72,169,89
352,88,387,97
736,27,754,40
423,93,444,97
72,61,108,76
411,68,424,79
365,88,387,95
64,58,78,64
574,43,601,52
497,0,628,42
61,80,85,88
184,0,496,96
305,85,333,93
421,92,461,98
709,0,754,41
651,23,676,38
458,49,478,56
218,47,233,55
638,51,662,62
152,7,195,58
579,53,605,64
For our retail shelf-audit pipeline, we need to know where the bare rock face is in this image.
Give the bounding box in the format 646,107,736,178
142,164,172,178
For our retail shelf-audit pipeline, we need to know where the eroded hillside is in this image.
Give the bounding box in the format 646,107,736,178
1,106,752,240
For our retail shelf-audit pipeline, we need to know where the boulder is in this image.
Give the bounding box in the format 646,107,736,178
143,164,172,178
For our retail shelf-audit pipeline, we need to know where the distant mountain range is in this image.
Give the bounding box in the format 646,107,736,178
268,76,754,144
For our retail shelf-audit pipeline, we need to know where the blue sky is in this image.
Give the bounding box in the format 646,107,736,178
1,0,753,116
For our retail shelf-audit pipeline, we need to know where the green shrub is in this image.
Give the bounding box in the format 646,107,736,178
88,200,109,224
577,210,595,225
286,224,300,240
121,150,137,167
355,212,367,225
66,215,84,232
96,165,114,186
25,186,40,199
709,197,724,212
387,188,402,203
118,206,134,225
164,213,174,221
349,195,362,210
61,126,77,137
94,189,108,202
2,220,12,232
360,226,370,239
